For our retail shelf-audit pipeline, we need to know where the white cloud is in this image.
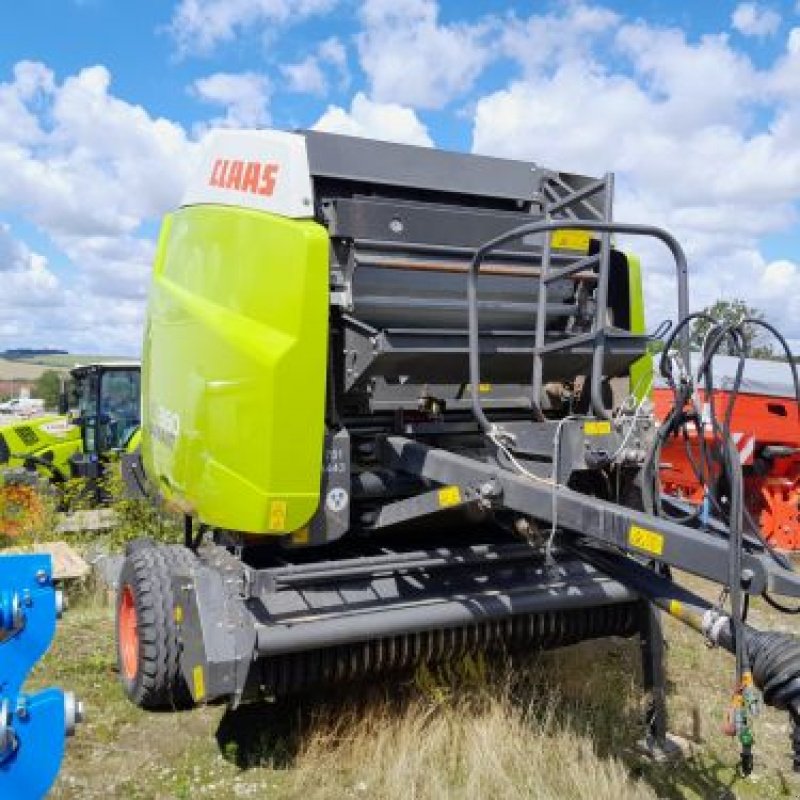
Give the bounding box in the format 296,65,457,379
0,225,62,325
281,37,349,96
318,37,347,74
192,71,270,127
313,92,432,146
0,62,53,146
168,0,338,56
0,62,198,353
501,3,619,76
732,3,781,37
357,0,492,109
472,12,800,340
281,57,327,95
0,65,193,240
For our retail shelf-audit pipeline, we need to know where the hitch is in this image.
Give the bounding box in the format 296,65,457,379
0,554,82,799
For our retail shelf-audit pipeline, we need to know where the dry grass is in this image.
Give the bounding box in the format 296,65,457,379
281,672,655,800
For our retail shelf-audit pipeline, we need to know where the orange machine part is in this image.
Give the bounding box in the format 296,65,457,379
653,387,800,551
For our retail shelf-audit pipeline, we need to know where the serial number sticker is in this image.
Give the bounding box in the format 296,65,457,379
584,420,612,436
628,525,664,556
551,229,592,253
438,486,462,508
192,665,206,701
269,500,287,531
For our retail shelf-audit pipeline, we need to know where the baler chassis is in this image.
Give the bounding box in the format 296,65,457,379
120,132,800,773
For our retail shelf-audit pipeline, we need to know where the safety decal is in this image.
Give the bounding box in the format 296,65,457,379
628,525,664,556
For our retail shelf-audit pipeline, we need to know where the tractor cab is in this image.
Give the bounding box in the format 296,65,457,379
66,363,141,479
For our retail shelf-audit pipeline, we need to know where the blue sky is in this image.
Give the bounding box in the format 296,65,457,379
0,0,799,353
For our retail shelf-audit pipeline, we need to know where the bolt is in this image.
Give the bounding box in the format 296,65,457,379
479,480,503,501
55,590,65,619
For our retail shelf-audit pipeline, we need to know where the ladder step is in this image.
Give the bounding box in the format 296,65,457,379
534,331,597,355
543,253,600,284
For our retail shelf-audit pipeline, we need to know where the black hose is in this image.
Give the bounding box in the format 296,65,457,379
747,630,800,723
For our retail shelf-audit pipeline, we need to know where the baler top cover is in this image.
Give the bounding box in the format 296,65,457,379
182,128,608,219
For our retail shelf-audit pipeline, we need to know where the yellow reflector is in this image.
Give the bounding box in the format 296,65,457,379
438,486,462,508
584,420,612,436
192,665,206,701
291,526,310,545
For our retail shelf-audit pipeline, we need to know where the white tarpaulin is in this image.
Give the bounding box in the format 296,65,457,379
655,354,798,399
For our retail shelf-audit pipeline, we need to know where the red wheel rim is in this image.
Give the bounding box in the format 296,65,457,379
119,585,139,680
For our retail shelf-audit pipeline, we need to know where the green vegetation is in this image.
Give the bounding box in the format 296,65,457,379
33,369,62,409
691,299,776,359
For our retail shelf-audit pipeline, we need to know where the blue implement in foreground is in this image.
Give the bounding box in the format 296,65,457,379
0,553,82,799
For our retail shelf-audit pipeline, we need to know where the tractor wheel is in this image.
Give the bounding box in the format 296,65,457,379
116,544,196,710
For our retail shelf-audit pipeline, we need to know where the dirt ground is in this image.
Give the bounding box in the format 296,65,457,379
29,576,800,800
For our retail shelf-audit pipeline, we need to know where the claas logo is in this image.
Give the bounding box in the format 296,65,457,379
208,159,279,196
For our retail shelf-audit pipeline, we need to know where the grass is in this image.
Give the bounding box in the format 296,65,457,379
24,570,800,800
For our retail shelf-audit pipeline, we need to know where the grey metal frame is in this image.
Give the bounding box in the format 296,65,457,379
467,219,690,428
378,435,800,598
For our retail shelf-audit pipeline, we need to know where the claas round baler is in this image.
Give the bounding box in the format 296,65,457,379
116,129,800,771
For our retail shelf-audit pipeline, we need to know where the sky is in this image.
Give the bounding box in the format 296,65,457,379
0,0,799,355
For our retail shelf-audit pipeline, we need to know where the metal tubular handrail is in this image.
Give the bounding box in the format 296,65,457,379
467,219,690,434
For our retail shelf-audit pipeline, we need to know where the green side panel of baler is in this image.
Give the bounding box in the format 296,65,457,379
626,253,652,400
142,206,330,534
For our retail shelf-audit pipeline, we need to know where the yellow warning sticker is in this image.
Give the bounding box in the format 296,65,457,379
269,500,287,531
192,665,205,701
668,599,682,618
173,605,183,624
628,525,665,556
438,486,462,508
584,420,612,436
478,383,493,394
551,229,592,253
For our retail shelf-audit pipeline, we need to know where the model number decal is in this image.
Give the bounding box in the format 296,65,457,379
151,405,180,449
325,447,347,474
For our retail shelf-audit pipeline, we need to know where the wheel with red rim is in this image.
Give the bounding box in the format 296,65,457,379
115,544,196,709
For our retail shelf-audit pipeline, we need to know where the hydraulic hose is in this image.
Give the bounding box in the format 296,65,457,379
577,545,800,771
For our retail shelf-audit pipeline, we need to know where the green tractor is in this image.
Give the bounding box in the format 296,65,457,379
0,362,140,536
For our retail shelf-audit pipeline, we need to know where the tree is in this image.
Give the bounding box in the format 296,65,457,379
33,370,62,410
690,299,775,359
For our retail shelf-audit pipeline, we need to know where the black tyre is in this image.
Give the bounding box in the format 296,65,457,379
116,544,195,709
